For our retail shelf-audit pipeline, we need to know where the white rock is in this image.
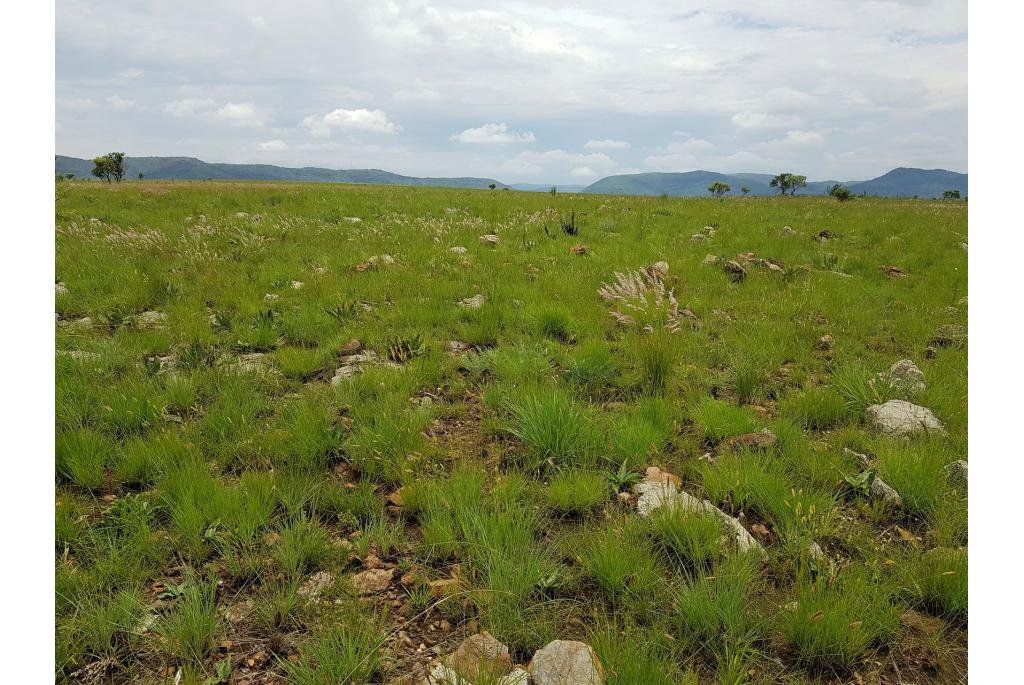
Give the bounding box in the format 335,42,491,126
946,459,968,486
450,246,469,255
865,400,945,437
135,310,169,330
459,294,486,309
290,280,305,290
298,571,334,600
343,216,363,223
350,568,394,595
56,282,68,296
886,359,926,393
447,340,470,355
500,669,530,685
529,640,604,685
690,233,707,242
702,254,719,265
869,475,903,507
479,234,500,245
264,293,280,302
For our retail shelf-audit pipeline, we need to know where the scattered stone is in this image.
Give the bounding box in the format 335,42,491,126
343,216,363,223
350,568,394,595
868,474,903,507
235,212,249,218
946,459,968,486
844,448,872,470
780,226,797,237
722,260,746,282
459,294,486,309
702,254,719,265
960,242,968,252
884,359,926,393
447,340,470,355
881,265,908,278
56,282,68,296
929,324,966,348
633,470,764,555
569,244,589,255
865,400,945,437
528,640,604,685
135,310,169,330
428,578,462,598
264,293,280,302
643,466,682,487
450,246,468,255
690,233,707,242
479,234,500,246
718,429,778,452
298,572,334,600
816,334,834,351
702,225,717,237
224,600,255,624
645,261,669,278
807,541,827,563
388,488,406,507
924,345,938,360
338,338,362,355
444,632,513,682
816,230,836,241
234,352,270,374
290,280,304,290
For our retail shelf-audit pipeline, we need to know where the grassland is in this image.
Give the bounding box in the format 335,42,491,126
55,180,967,684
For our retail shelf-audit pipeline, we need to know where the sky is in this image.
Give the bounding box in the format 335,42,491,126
56,0,967,184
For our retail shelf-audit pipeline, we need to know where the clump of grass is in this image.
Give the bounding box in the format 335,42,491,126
875,439,952,519
275,346,329,380
275,515,332,576
591,625,695,685
319,480,383,526
116,436,161,487
566,340,621,395
904,547,967,618
546,469,609,517
70,588,145,661
256,578,303,630
606,398,676,470
726,359,768,404
505,389,592,472
690,398,759,443
155,578,220,664
832,363,903,412
344,408,428,484
779,386,849,430
635,333,677,396
673,556,762,656
536,306,573,342
579,524,661,606
781,569,900,671
56,428,112,491
649,506,725,568
282,607,390,685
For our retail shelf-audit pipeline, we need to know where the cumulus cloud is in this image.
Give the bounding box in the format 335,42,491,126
302,108,401,136
501,149,617,180
450,123,536,144
584,139,630,151
643,138,718,170
257,139,288,151
212,102,264,127
731,111,806,130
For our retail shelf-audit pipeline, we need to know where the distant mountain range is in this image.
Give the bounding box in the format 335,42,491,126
56,156,967,198
581,168,967,198
55,155,505,190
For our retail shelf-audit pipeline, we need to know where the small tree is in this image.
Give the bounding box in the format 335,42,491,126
91,152,127,183
741,186,750,195
829,185,853,202
770,172,808,196
138,172,144,180
488,183,496,190
943,189,961,200
707,181,731,198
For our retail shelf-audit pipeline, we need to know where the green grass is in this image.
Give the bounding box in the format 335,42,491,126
54,182,967,683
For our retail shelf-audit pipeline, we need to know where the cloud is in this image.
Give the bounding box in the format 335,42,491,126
257,139,288,151
105,95,136,110
750,130,826,157
501,149,617,180
584,139,630,151
643,138,718,170
450,123,536,144
571,166,599,177
250,16,266,28
731,111,806,130
302,108,401,136
212,102,264,127
165,98,217,117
